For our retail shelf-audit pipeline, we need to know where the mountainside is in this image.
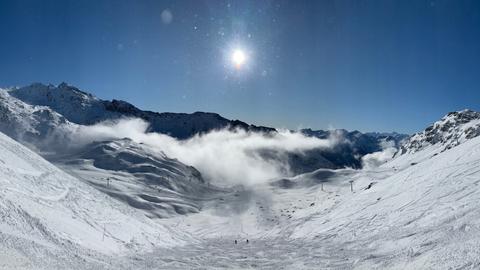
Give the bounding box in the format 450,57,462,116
0,130,192,269
280,127,480,269
4,83,409,174
399,109,480,155
52,138,218,218
0,89,73,149
9,83,275,139
0,87,220,220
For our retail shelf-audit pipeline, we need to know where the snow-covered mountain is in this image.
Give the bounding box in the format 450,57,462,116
9,82,275,139
5,82,480,268
0,86,220,221
52,138,217,218
0,130,196,269
2,82,408,176
0,89,72,149
399,109,480,154
0,83,412,222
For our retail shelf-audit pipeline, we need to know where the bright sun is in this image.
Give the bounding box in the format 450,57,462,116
232,49,246,68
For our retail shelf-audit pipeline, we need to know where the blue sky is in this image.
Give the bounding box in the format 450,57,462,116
1,0,480,134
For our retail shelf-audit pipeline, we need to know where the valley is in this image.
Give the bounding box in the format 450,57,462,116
1,84,480,269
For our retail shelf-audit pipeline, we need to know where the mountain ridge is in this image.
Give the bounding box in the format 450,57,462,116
9,82,276,139
399,109,480,155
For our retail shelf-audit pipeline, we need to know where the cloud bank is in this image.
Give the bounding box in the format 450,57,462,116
361,140,397,169
67,118,338,186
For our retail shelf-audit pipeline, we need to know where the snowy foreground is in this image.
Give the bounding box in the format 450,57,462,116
2,121,480,270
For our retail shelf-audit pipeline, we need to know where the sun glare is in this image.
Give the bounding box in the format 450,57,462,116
232,49,246,68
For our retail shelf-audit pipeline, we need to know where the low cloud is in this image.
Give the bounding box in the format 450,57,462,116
361,140,397,169
67,118,338,186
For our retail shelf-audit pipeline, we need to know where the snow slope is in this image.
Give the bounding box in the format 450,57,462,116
0,88,221,220
51,138,220,219
0,89,72,150
0,131,196,269
280,134,480,269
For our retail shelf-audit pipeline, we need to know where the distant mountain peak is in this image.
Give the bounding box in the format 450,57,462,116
400,109,480,154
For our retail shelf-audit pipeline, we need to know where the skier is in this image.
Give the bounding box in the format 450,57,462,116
234,240,237,245
246,239,249,244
